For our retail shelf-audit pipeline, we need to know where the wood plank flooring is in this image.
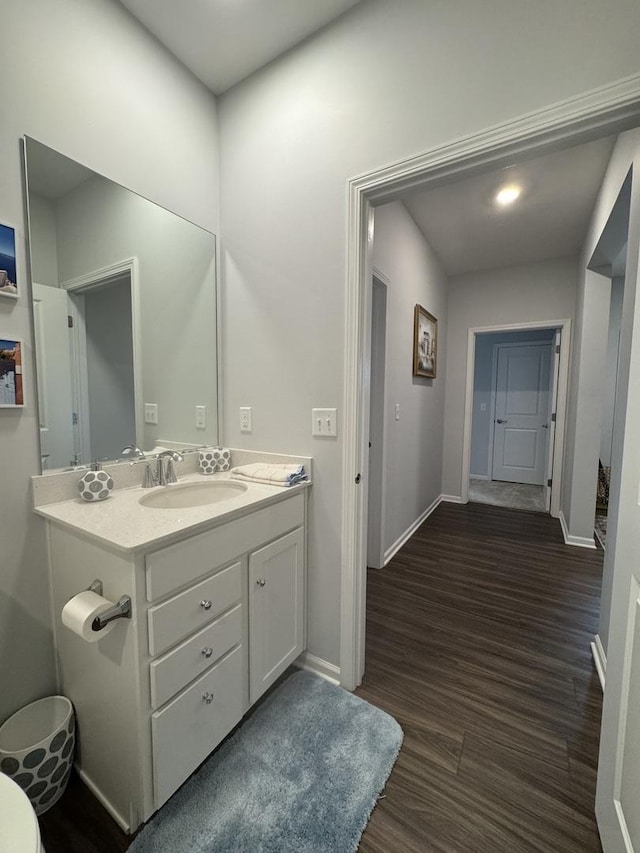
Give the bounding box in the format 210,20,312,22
356,501,604,853
38,501,604,852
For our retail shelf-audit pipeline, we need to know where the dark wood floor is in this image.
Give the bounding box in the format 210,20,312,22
39,501,604,852
356,501,604,853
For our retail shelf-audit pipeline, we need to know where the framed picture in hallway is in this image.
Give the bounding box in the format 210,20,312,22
0,338,24,407
413,304,437,378
0,223,18,299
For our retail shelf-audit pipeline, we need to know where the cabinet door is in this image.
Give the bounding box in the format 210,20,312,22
249,527,304,703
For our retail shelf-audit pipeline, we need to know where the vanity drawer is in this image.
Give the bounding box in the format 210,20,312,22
152,644,244,809
148,562,241,656
145,493,304,601
150,604,242,709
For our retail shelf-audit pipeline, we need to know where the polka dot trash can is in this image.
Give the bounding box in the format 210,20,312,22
0,695,75,815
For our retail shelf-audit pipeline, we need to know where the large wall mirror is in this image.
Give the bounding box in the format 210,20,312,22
23,138,219,472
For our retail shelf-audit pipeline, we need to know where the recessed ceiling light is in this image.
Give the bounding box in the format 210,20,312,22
495,184,521,206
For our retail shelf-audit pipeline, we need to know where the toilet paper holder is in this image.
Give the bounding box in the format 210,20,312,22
87,579,132,632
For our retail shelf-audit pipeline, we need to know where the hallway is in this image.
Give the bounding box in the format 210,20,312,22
357,501,603,853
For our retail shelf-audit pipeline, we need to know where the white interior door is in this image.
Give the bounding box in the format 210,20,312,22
32,283,74,469
492,343,552,485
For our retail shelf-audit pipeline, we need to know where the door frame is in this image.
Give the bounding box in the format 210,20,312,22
340,73,640,691
60,257,141,460
366,268,389,570
545,329,563,512
464,323,569,511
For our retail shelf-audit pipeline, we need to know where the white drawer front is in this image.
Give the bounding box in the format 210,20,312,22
148,562,241,656
145,493,304,601
152,644,244,809
150,604,242,709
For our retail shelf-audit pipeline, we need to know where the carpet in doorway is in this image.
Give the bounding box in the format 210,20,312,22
129,671,403,853
595,514,607,549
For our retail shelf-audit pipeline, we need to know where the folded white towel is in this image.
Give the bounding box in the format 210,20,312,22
230,463,307,487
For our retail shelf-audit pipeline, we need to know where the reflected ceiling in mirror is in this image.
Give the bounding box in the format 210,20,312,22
24,138,218,473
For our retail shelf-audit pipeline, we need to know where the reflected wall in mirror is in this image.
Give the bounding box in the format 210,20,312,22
24,138,219,472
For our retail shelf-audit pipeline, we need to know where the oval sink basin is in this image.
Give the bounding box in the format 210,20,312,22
139,481,248,509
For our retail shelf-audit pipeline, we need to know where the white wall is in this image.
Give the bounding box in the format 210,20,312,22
28,196,59,286
600,275,625,467
219,0,640,671
471,328,556,479
372,202,448,552
0,0,219,723
442,258,577,499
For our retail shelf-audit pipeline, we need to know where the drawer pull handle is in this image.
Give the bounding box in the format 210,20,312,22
201,647,213,658
256,578,266,587
202,691,214,704
200,599,213,610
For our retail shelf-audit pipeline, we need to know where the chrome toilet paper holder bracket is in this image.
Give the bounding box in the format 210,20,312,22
86,579,133,633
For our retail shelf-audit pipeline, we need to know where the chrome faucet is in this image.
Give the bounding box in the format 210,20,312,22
121,445,146,460
156,450,184,486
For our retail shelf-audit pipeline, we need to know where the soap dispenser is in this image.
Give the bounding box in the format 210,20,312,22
78,460,114,502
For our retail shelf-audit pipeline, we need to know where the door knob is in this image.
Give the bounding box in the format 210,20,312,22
496,419,508,424
200,599,212,610
256,578,266,587
202,691,214,704
201,647,213,658
542,423,549,429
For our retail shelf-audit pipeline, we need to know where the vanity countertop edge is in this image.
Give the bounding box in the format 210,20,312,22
33,473,311,555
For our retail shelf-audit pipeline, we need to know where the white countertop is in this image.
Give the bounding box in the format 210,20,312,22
34,472,309,553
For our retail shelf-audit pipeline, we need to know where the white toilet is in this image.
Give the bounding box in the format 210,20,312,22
0,772,45,852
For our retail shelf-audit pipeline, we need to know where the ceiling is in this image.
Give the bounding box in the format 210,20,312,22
118,0,362,95
402,136,616,277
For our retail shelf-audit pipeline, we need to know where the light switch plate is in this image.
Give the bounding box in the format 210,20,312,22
195,405,206,429
240,407,252,433
144,403,158,424
312,408,338,437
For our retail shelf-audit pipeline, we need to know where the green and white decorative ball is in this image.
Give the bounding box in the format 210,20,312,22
78,470,114,501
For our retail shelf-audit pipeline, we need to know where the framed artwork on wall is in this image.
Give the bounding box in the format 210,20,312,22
0,338,24,407
0,223,18,299
413,304,437,379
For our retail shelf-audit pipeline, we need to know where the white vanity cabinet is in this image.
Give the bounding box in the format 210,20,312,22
44,488,307,834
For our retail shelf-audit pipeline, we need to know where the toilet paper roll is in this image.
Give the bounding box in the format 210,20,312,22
61,590,116,642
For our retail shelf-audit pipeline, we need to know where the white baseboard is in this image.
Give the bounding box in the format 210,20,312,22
295,652,341,686
75,766,130,832
591,634,606,691
440,494,465,504
383,495,442,564
559,510,597,549
470,474,490,481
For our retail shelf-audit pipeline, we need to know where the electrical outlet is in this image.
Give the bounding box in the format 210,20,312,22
144,403,158,424
195,405,206,429
240,407,252,433
312,408,338,437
